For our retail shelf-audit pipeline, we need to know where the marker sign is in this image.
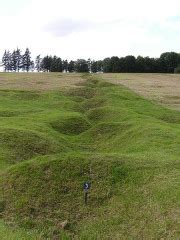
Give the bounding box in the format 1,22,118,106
83,182,91,204
83,182,91,191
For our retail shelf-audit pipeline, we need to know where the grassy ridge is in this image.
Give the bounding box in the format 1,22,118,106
0,74,179,239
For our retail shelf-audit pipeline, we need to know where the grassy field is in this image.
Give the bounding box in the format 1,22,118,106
0,73,179,239
0,220,43,240
0,72,84,91
100,73,180,110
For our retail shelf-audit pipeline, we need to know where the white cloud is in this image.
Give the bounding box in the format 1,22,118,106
43,18,96,37
0,0,180,60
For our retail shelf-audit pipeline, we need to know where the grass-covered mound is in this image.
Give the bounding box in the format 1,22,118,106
1,154,123,229
0,128,58,164
0,73,179,239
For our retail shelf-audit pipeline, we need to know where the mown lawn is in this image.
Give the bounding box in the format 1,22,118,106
0,73,179,239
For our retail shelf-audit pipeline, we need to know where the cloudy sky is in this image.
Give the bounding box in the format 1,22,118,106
0,0,180,60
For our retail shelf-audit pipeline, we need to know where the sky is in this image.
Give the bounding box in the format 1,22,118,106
0,0,180,60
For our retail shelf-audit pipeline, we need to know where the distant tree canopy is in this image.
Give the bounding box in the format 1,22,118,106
2,48,33,72
75,59,89,72
1,49,180,73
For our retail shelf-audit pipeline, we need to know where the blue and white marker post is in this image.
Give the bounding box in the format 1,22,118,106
83,182,91,205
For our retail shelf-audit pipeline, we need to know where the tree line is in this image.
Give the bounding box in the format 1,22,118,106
1,48,180,73
2,48,34,72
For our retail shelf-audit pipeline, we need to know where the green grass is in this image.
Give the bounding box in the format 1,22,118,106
0,220,43,239
0,74,179,239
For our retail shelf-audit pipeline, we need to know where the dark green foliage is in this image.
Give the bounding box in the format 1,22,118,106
91,60,97,73
50,56,63,72
160,52,180,73
102,58,112,73
123,55,137,72
22,48,33,72
2,50,12,72
40,55,52,72
174,65,180,73
62,60,68,72
41,55,63,72
110,56,121,72
75,59,89,72
100,52,180,73
68,60,75,72
35,55,42,72
2,49,180,73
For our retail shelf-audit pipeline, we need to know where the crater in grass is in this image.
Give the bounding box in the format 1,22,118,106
65,87,96,99
81,97,106,111
87,107,112,121
83,122,131,141
51,116,91,135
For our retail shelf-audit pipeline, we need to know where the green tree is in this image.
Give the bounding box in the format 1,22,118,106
2,50,9,72
15,48,22,72
41,56,52,72
160,52,180,73
35,55,42,72
49,56,62,72
87,58,92,72
22,48,32,72
124,55,136,72
91,60,97,73
11,50,17,71
62,60,68,72
174,65,180,73
102,58,112,72
96,60,103,72
111,56,121,72
75,59,89,72
68,60,75,72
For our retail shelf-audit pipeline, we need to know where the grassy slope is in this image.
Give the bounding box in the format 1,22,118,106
100,73,180,111
0,220,43,240
0,74,179,239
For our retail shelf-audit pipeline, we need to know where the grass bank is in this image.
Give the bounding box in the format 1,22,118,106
0,73,179,239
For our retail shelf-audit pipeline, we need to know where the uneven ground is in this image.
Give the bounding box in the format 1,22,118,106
0,73,179,239
100,73,180,110
0,72,84,91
